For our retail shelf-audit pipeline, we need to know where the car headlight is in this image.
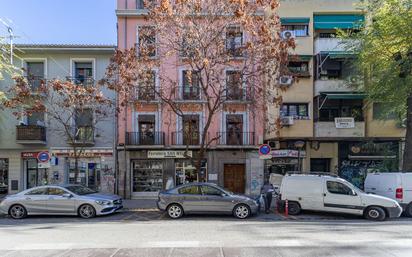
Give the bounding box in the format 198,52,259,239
95,200,111,205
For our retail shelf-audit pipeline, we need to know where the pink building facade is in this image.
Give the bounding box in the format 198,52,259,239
116,0,265,199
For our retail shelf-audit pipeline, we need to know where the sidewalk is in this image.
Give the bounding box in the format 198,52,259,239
122,199,158,210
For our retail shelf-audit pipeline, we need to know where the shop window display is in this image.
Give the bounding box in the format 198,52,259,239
68,161,101,190
175,160,207,186
132,160,163,192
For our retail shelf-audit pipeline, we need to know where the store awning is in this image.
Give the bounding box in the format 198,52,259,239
314,14,365,29
281,17,310,24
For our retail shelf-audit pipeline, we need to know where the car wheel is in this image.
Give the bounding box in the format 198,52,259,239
167,204,184,219
9,204,27,219
78,204,96,219
233,204,251,219
405,203,412,217
365,206,386,221
288,201,301,215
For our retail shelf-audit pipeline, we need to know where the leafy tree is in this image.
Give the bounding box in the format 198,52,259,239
0,38,18,101
342,0,412,169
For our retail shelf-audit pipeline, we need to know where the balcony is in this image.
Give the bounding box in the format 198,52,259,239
315,120,365,138
315,80,355,95
126,132,165,146
175,87,202,101
314,38,355,54
216,132,255,146
16,125,46,144
171,131,209,146
225,87,254,102
71,126,95,146
66,76,94,87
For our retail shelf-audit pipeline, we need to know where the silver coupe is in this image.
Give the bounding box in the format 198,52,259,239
157,182,259,219
0,184,123,219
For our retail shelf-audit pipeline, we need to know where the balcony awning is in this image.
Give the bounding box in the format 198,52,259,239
319,92,366,109
320,51,356,59
281,17,310,24
314,14,365,29
289,55,313,61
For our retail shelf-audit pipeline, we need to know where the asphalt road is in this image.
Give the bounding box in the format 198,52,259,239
1,211,412,257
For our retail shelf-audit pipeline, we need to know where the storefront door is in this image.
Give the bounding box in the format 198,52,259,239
224,164,245,194
0,159,8,194
25,159,49,189
68,161,100,189
311,158,331,173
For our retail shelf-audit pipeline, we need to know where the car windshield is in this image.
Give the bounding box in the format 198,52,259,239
64,185,97,195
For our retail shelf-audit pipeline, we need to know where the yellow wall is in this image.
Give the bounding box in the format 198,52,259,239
365,106,406,138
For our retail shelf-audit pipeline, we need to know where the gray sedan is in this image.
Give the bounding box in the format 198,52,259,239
157,183,259,219
0,184,123,219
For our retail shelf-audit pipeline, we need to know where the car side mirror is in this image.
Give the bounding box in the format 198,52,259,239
220,193,227,197
62,193,72,198
351,190,357,196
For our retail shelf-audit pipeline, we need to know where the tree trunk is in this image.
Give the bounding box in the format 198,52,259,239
402,94,412,170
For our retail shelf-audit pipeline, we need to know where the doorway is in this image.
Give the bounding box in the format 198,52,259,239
310,158,331,173
224,164,245,193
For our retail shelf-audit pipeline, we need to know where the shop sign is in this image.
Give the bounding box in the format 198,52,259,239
148,150,192,159
271,159,299,165
270,150,306,158
335,117,355,128
21,152,40,158
52,149,113,158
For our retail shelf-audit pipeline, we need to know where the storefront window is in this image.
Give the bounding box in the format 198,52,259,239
132,160,163,192
25,159,49,189
68,161,101,190
175,161,198,186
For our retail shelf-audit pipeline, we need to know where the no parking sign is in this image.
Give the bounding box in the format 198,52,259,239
37,151,50,163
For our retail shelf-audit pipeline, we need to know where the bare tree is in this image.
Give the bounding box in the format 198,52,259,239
3,76,113,184
105,0,294,181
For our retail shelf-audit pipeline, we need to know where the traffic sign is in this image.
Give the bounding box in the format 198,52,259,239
258,144,271,155
37,151,50,163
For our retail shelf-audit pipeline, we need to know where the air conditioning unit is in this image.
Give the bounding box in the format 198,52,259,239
278,75,293,86
281,116,294,126
281,30,295,40
268,140,281,149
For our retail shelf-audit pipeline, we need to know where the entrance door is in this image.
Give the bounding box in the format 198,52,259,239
224,164,245,194
311,158,331,173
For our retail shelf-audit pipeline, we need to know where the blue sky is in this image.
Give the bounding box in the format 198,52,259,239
0,0,117,45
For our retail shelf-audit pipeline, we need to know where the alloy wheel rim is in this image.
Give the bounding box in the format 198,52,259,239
80,205,94,218
368,209,380,219
168,206,181,218
11,206,24,218
236,206,249,218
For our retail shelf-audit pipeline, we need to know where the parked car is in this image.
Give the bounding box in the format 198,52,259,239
364,172,412,217
0,184,123,219
278,174,402,221
157,182,259,219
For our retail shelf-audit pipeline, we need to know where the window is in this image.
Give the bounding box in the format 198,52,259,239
373,103,397,120
26,62,44,90
25,188,47,195
74,109,94,142
182,115,200,145
48,188,66,196
180,36,198,58
73,62,93,85
282,24,309,37
137,0,153,9
288,62,310,77
281,103,309,119
138,70,156,100
226,70,244,100
226,26,244,57
201,186,223,196
178,186,200,195
25,111,45,127
319,105,363,122
137,26,156,57
182,70,201,100
327,181,354,195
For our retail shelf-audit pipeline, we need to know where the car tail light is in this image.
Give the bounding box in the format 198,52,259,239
396,188,403,200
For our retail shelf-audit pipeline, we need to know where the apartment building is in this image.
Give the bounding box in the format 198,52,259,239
264,0,406,188
0,44,116,195
116,0,265,199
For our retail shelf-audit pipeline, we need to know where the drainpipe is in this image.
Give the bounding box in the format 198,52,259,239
123,0,128,199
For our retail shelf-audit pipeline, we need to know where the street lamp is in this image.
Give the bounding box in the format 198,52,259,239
294,140,305,173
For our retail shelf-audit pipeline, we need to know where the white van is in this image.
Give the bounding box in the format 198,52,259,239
279,174,402,221
364,172,412,217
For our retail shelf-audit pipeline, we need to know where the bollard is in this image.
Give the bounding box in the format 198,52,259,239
285,199,288,217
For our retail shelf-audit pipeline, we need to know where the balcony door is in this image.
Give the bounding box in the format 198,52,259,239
182,115,200,145
74,109,94,142
226,114,243,145
27,111,45,127
138,115,156,145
